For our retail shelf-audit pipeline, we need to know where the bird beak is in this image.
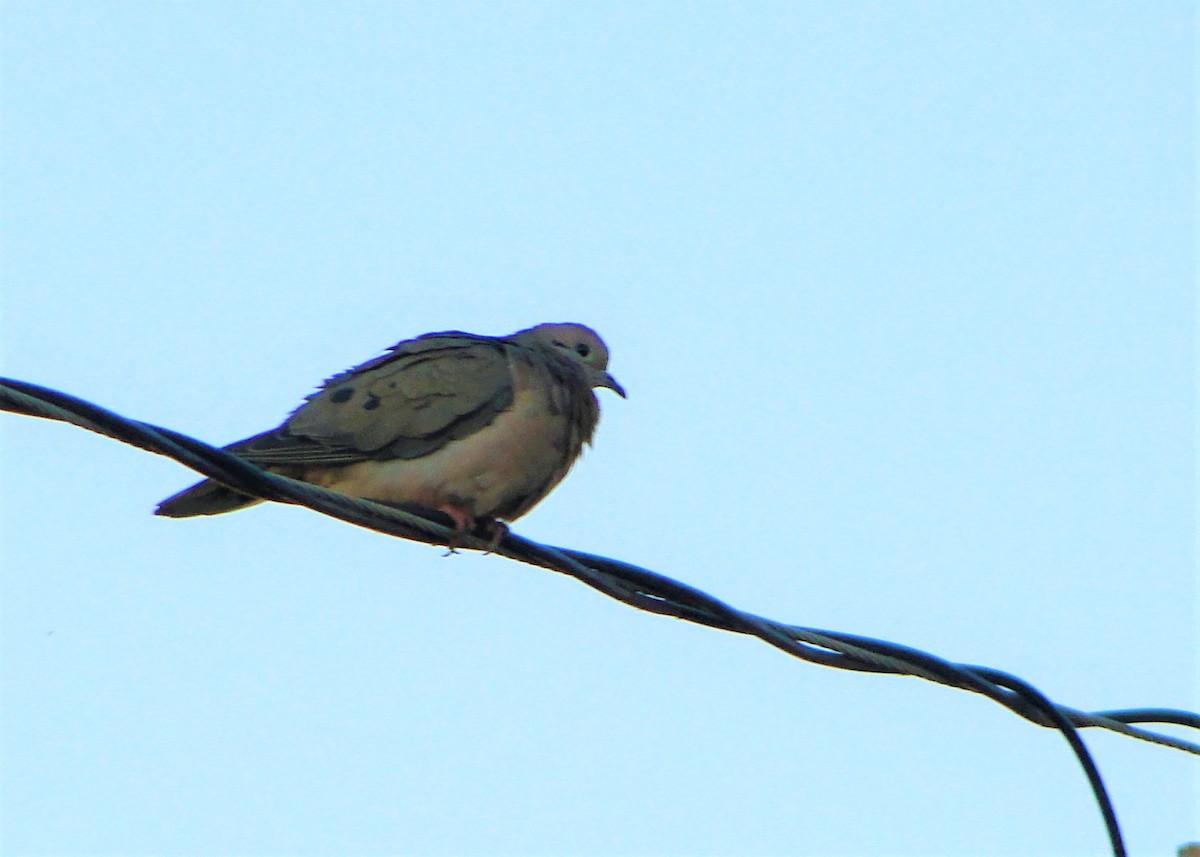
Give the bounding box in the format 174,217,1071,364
596,372,627,398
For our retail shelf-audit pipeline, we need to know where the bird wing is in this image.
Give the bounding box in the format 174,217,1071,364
230,332,517,467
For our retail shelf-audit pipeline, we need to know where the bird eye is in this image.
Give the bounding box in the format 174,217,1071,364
574,343,591,357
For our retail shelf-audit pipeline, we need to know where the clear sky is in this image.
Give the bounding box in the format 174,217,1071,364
2,2,1196,855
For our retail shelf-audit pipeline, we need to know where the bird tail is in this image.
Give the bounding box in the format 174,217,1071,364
155,479,264,517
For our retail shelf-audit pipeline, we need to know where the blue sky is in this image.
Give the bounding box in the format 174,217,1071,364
2,2,1196,855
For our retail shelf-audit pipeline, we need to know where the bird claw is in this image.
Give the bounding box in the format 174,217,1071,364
477,519,510,554
435,505,508,554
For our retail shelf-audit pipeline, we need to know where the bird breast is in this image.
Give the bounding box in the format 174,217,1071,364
296,384,582,521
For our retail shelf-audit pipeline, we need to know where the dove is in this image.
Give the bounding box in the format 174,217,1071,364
155,323,625,541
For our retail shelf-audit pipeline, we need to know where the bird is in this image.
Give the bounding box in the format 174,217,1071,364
155,322,625,542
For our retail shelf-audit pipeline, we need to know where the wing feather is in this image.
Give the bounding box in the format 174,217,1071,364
229,333,516,467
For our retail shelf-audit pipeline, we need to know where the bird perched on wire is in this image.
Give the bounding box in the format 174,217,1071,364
155,322,625,543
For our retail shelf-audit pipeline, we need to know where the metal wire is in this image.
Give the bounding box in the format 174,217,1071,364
5,375,1199,857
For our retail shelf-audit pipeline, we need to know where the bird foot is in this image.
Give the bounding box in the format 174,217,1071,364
477,518,510,554
436,506,508,553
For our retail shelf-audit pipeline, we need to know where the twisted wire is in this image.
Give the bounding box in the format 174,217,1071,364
5,376,1199,857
